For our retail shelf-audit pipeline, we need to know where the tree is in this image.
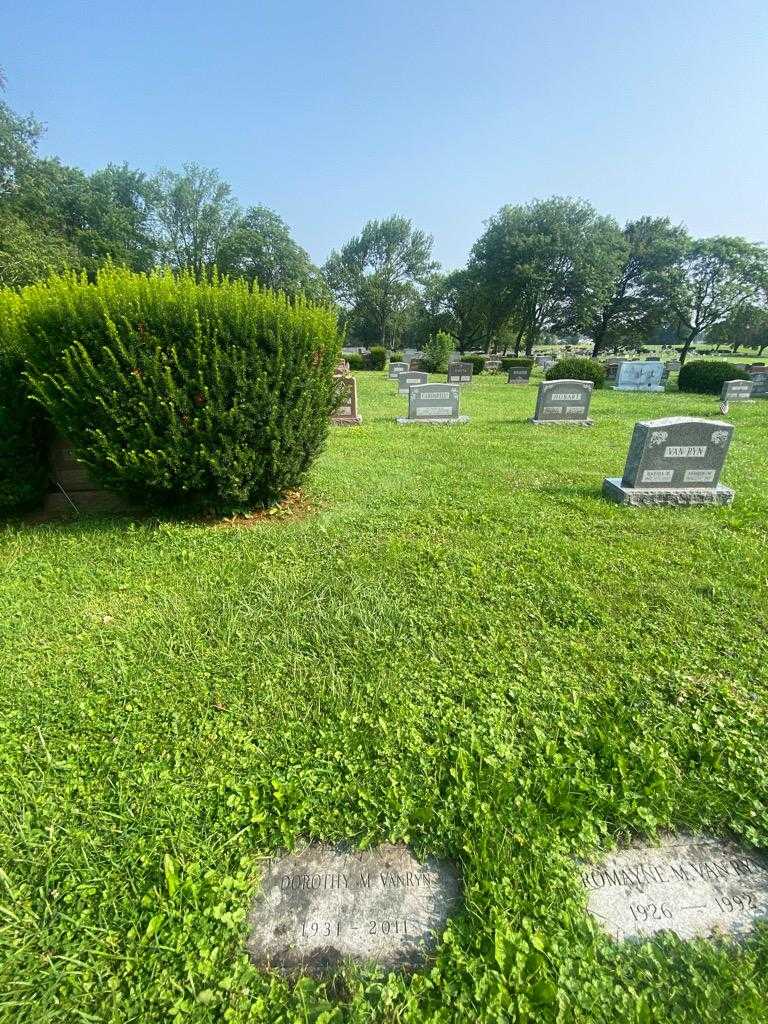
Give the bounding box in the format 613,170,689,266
324,215,436,347
0,70,42,197
153,163,239,277
215,205,328,300
586,216,689,357
663,236,768,363
705,302,768,356
470,197,626,356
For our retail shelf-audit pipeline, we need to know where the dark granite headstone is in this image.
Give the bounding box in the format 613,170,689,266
396,371,428,394
531,379,594,425
247,843,461,974
603,416,735,505
507,366,531,384
749,370,768,398
447,362,473,385
331,376,362,425
721,379,754,402
397,383,467,424
388,361,409,379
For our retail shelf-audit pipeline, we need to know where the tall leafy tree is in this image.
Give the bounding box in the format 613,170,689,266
215,205,328,300
324,215,436,347
586,216,689,356
663,236,768,363
153,163,239,277
705,301,768,356
470,197,625,356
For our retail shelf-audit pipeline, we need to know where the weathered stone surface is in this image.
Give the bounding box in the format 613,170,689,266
507,367,531,384
388,361,409,379
721,379,753,401
485,355,502,373
582,835,768,942
247,844,461,974
397,383,468,425
602,477,735,506
447,362,473,384
331,375,362,426
613,361,665,392
531,379,594,425
396,371,428,394
749,370,768,398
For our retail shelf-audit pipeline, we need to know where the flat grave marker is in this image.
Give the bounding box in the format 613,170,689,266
331,376,362,426
397,382,468,425
721,379,754,402
613,361,665,392
603,416,735,506
447,362,473,385
247,843,461,974
396,370,428,394
530,379,594,425
582,835,768,943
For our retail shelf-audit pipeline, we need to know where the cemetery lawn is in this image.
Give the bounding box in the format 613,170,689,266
2,373,768,1024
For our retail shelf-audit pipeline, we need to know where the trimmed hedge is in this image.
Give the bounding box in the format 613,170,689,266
678,360,751,395
368,346,386,371
545,358,606,389
424,332,455,373
0,350,50,515
501,357,534,371
465,354,486,375
345,353,365,370
390,350,404,363
12,268,341,514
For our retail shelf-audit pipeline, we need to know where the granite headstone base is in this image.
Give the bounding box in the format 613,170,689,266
396,415,469,426
612,385,665,393
530,416,593,427
602,477,735,507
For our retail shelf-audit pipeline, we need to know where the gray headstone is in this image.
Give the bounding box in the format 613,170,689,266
613,361,665,392
749,370,768,398
531,379,594,425
582,835,768,943
331,376,362,426
398,383,467,424
388,361,409,379
507,366,531,384
603,416,735,506
721,379,754,401
396,370,428,394
485,355,502,373
666,360,682,372
447,362,473,385
247,843,461,974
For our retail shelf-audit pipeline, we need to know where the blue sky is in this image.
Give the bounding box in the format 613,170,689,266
4,0,768,269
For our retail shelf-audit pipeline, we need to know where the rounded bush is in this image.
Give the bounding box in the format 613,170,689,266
368,346,386,371
390,350,404,363
0,349,50,515
501,357,534,371
678,360,750,395
15,268,341,514
465,354,486,375
345,352,365,370
545,357,606,389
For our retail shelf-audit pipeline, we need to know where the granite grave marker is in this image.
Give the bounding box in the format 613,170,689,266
582,835,768,943
388,361,409,380
613,361,665,392
447,361,473,385
530,379,594,425
397,383,467,424
721,379,754,402
331,376,362,425
396,370,428,394
603,416,735,506
247,843,461,973
507,366,531,384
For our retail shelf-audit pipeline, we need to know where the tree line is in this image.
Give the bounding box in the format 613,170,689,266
2,74,767,363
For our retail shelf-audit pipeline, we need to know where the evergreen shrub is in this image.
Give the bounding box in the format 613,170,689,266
14,268,341,514
678,360,750,395
0,349,50,515
501,357,534,371
545,358,606,388
368,346,386,371
465,354,486,375
424,332,455,373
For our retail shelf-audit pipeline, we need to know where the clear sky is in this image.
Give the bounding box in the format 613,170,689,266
4,0,768,270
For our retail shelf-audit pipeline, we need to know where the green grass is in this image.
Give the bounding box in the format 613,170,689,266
1,373,767,1023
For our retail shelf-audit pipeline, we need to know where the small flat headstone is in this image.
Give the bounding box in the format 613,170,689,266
582,835,768,942
720,379,753,402
530,379,594,425
397,383,467,425
396,371,428,394
447,362,473,385
247,843,461,974
603,416,735,506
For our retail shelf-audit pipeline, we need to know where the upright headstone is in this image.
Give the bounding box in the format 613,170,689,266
388,361,409,380
447,362,473,385
721,379,754,402
666,360,682,373
397,383,468,425
331,376,362,425
247,843,461,974
603,416,735,506
539,356,555,370
334,359,350,376
613,361,665,392
604,360,621,382
507,366,531,384
749,369,768,398
530,379,594,425
396,370,428,394
485,355,502,373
